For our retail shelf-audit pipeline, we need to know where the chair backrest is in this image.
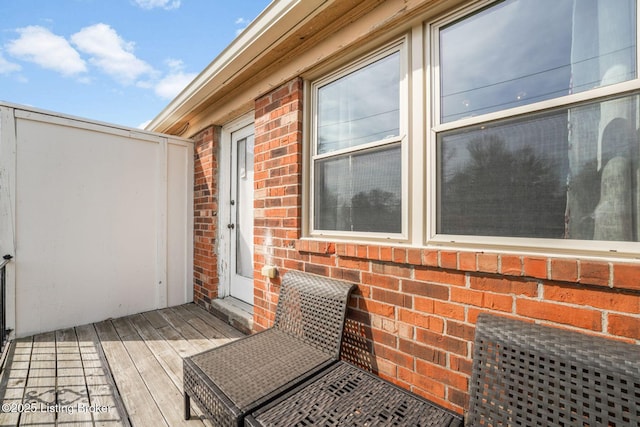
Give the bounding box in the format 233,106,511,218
468,314,640,426
273,270,355,359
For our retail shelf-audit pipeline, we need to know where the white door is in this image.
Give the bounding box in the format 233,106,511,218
229,125,254,304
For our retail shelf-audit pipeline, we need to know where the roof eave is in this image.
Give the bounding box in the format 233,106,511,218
146,0,327,134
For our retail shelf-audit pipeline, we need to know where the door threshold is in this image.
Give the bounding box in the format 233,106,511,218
210,297,253,335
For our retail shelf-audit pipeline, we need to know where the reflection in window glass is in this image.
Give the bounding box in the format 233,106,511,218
315,145,401,233
439,0,636,122
236,135,254,279
438,93,639,242
317,52,400,154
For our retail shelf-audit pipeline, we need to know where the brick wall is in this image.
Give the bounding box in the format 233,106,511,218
193,125,221,309
249,77,640,415
253,78,305,330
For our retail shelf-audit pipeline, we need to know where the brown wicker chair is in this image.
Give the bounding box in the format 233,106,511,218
183,270,355,426
468,314,640,426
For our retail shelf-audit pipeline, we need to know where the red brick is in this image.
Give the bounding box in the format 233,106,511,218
370,328,397,347
367,245,381,260
407,248,422,265
422,250,439,267
372,288,408,307
414,267,466,287
500,255,522,276
450,288,513,312
432,301,465,321
401,280,449,300
362,273,400,291
398,309,443,333
399,338,447,366
446,322,474,342
516,299,602,331
309,254,335,266
359,299,395,318
448,388,469,413
356,245,368,259
398,369,446,400
477,253,498,273
337,257,370,271
449,354,473,376
373,344,414,369
470,276,538,297
523,257,548,279
372,262,412,278
393,248,407,264
330,267,361,283
415,358,468,389
440,251,458,269
550,258,578,282
413,296,435,313
612,263,640,291
579,260,610,287
379,246,393,261
303,263,329,277
544,284,639,314
458,252,477,271
607,314,640,340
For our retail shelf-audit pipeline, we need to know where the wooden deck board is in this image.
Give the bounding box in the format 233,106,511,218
0,337,32,426
55,328,93,426
0,303,244,427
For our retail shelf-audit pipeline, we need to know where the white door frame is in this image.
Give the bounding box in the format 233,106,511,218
218,112,255,302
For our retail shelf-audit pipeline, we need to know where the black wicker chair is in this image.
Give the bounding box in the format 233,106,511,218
183,270,355,426
468,314,640,426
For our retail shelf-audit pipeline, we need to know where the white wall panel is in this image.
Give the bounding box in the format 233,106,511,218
0,105,193,337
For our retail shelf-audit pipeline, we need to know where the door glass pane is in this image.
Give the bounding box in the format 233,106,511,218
440,0,636,122
315,144,401,233
317,52,400,154
236,135,254,278
438,93,640,242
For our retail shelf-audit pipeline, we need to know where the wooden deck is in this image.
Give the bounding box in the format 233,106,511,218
0,304,245,427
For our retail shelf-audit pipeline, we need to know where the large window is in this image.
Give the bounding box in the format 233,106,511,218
310,42,406,237
306,0,640,255
435,0,640,245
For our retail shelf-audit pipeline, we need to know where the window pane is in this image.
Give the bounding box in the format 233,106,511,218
315,145,401,233
438,93,640,242
317,52,400,154
440,0,636,123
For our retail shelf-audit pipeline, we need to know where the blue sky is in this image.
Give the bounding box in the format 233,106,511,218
0,0,271,128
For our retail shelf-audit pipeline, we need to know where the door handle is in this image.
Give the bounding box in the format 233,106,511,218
227,223,235,229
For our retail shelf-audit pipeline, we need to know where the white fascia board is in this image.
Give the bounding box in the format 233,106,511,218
146,0,328,133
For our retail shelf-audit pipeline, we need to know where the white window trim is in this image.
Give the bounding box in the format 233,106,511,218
301,0,640,260
426,0,640,258
308,37,410,242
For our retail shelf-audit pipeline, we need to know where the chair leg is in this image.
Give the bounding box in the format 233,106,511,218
184,393,191,420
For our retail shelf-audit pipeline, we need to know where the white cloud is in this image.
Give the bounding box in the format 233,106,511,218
154,59,196,99
235,17,250,35
133,0,180,10
71,23,155,85
138,119,152,129
0,51,21,74
6,26,87,76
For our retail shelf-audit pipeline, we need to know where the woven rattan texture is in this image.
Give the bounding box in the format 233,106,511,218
246,361,464,427
274,270,354,358
190,329,333,409
184,358,239,427
467,314,640,426
184,271,355,426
